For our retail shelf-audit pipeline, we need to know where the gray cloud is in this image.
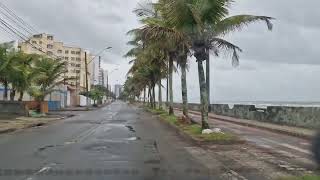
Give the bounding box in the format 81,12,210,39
1,0,319,102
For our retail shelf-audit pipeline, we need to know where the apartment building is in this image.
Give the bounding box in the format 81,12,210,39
18,33,93,106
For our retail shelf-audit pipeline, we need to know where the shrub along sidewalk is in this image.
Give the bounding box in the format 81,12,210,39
147,107,244,145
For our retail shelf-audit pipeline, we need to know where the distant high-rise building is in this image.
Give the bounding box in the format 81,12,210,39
114,84,123,98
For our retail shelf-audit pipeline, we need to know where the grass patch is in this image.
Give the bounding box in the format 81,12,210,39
181,124,237,142
277,175,320,180
160,113,179,126
145,107,239,143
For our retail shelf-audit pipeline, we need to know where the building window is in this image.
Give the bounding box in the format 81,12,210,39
57,50,62,54
47,51,53,56
65,50,69,54
32,41,37,44
71,57,75,61
76,70,80,73
64,57,69,60
71,51,76,54
76,57,81,61
76,64,81,67
33,34,42,38
47,44,53,49
47,36,53,40
76,51,81,55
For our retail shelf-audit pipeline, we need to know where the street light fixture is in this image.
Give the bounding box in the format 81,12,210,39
87,46,112,64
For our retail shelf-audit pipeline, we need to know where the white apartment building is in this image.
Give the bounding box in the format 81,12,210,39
18,33,93,106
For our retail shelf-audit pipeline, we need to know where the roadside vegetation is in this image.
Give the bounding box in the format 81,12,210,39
146,106,239,143
0,45,69,112
81,85,115,106
122,0,274,130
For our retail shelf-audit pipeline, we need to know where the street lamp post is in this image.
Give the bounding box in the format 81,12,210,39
84,46,112,107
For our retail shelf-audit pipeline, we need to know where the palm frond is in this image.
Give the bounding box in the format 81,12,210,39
211,37,242,67
214,15,274,36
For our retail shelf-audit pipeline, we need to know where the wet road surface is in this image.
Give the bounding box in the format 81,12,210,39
175,109,317,170
0,101,218,180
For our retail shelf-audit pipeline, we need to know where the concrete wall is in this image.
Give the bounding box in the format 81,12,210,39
0,101,28,116
173,103,320,129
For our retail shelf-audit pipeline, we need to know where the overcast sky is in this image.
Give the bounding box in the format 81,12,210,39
1,0,320,103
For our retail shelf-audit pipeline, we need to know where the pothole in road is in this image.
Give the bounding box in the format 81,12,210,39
125,125,136,132
38,144,63,152
105,120,128,124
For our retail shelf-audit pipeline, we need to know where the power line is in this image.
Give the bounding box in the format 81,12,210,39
0,2,47,52
0,2,37,34
0,8,34,36
0,2,60,59
0,23,16,40
0,17,60,59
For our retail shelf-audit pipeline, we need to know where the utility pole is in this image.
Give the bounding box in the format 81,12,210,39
85,52,89,108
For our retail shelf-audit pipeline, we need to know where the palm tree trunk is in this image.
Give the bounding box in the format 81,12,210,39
143,88,146,104
205,48,211,112
180,60,189,117
158,80,162,110
18,91,24,101
3,80,8,101
152,84,156,109
10,89,16,101
166,63,169,107
197,60,210,129
169,57,174,115
148,88,151,106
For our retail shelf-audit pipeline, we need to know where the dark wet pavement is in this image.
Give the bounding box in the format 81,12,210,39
0,101,216,180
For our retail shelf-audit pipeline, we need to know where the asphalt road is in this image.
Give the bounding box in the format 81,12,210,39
175,110,317,170
0,101,217,180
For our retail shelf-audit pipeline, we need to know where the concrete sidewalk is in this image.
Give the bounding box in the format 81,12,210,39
0,116,64,134
175,108,316,139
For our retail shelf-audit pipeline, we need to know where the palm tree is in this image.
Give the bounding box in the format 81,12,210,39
7,52,38,101
29,57,67,107
133,6,192,116
125,24,168,109
157,0,273,129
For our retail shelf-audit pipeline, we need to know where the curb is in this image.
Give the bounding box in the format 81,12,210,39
0,128,16,135
187,110,314,140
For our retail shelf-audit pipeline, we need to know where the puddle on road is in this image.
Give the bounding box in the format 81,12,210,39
126,137,141,141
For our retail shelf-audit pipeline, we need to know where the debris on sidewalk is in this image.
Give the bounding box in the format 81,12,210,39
202,129,214,134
